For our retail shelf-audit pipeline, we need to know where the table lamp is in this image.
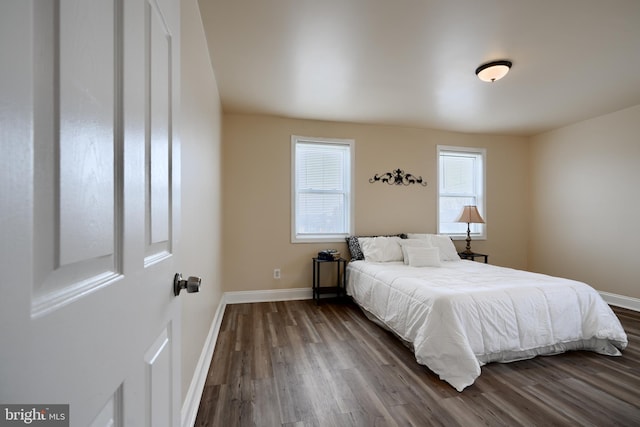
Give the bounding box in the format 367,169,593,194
455,205,485,254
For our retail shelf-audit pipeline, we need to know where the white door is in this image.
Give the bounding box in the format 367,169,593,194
1,0,183,425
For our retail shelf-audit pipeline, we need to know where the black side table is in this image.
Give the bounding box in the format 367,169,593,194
312,257,347,304
458,252,488,263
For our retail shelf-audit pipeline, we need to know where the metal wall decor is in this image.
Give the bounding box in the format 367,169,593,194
369,168,427,186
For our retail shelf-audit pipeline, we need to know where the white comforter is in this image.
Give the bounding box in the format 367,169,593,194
346,260,628,392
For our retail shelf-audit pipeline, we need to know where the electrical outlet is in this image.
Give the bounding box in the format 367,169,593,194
273,268,281,279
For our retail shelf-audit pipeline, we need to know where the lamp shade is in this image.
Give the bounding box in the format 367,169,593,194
475,60,512,82
455,205,485,224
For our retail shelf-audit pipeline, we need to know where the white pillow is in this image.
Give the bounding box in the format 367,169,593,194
406,233,430,240
429,235,460,261
358,236,403,262
406,246,441,267
397,239,432,264
406,233,460,261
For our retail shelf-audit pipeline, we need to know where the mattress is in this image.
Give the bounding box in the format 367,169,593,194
346,259,628,391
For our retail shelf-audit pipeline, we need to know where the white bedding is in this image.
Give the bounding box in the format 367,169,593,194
346,260,628,392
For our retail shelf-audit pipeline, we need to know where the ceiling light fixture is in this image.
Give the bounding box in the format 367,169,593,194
475,60,512,82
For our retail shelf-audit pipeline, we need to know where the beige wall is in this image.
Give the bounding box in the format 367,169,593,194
529,104,640,299
222,114,529,292
180,0,223,403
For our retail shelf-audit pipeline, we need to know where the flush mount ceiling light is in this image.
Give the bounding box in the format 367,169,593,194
475,60,512,82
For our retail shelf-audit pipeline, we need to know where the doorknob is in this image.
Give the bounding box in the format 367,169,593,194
174,273,201,296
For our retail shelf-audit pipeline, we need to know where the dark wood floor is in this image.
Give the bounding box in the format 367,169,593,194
195,300,640,426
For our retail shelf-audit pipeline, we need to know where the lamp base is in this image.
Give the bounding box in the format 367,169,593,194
463,223,473,254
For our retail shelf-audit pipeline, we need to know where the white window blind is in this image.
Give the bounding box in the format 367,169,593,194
437,146,486,238
292,136,354,242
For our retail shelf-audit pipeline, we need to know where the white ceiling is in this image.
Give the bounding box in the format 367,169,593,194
199,0,640,136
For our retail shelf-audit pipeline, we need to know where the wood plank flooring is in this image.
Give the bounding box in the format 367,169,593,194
195,300,640,426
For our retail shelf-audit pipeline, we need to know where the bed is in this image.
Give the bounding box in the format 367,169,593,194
345,234,628,392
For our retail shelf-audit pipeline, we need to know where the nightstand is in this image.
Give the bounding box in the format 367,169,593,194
312,257,347,304
458,252,488,263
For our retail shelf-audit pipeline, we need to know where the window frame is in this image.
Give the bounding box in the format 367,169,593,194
436,145,486,240
291,135,355,243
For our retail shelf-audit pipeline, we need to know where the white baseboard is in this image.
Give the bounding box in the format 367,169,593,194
181,294,228,427
599,291,640,312
224,287,312,304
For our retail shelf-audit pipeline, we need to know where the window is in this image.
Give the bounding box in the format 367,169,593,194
437,145,486,239
291,135,354,243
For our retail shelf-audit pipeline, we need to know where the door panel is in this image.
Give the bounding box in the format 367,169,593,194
146,0,173,261
59,0,117,266
31,0,123,318
145,328,173,427
0,0,181,425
